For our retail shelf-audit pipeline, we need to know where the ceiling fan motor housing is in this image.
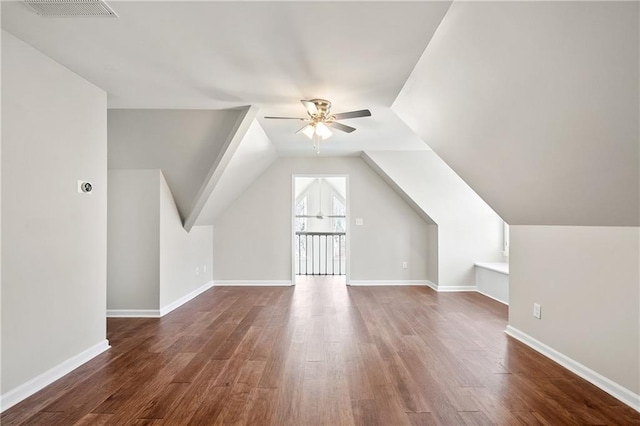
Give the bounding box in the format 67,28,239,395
309,99,332,118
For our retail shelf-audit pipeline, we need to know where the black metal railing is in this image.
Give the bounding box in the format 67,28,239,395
295,232,346,275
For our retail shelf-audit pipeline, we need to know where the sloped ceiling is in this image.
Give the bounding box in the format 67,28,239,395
393,1,639,226
195,119,278,226
108,108,246,221
5,1,637,228
1,1,449,156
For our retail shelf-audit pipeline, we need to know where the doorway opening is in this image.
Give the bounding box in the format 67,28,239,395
292,175,348,282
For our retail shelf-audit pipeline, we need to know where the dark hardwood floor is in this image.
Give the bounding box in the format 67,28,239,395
3,276,638,425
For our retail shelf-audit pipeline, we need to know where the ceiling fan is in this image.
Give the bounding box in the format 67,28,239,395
265,99,371,153
296,178,346,220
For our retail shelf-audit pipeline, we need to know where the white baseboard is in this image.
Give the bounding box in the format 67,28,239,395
107,282,215,318
427,281,508,305
160,281,214,316
348,280,429,286
505,325,640,412
213,280,292,286
0,339,110,413
346,280,477,292
106,309,161,318
426,280,438,291
433,284,478,292
476,289,509,305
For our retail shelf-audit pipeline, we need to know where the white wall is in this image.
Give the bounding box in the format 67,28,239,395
363,150,504,288
0,10,4,409
107,169,213,311
510,226,639,396
393,1,639,227
108,108,243,221
159,173,213,308
196,119,278,225
390,1,639,406
426,224,438,284
107,170,159,310
1,31,108,394
213,157,431,282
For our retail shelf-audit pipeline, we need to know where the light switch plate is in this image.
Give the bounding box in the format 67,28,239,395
355,218,364,226
533,303,541,319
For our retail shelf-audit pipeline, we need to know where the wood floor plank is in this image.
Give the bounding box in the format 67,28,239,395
3,276,638,426
351,399,382,426
325,342,356,425
97,352,194,424
213,382,254,425
242,387,277,425
458,410,496,425
73,412,113,425
213,326,263,386
161,359,228,424
406,411,438,426
136,382,190,420
184,385,230,425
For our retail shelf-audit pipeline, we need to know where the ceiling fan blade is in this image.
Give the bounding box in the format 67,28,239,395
328,122,356,133
296,215,316,218
332,109,372,120
295,124,310,134
301,100,318,116
325,215,346,218
264,116,306,120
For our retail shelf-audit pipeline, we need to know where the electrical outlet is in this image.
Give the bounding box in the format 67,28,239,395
402,261,408,269
355,218,364,226
203,265,207,273
196,267,200,276
533,303,541,319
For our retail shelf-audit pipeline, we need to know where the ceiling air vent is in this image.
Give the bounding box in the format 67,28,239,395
24,0,118,17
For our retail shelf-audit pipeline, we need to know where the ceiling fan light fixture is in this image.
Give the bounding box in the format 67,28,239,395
302,122,332,141
265,98,371,152
302,124,316,139
315,122,332,140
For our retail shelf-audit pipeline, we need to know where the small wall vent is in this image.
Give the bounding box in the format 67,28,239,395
24,0,118,17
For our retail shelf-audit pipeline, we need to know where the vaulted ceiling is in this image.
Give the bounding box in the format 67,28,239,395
2,1,638,227
393,1,639,226
1,1,449,155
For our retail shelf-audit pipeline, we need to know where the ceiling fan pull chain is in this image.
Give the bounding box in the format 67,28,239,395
313,133,320,154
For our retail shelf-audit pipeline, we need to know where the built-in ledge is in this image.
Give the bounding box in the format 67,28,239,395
475,262,509,275
475,262,509,305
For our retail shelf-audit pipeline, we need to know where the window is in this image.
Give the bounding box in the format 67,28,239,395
295,196,307,232
332,196,346,258
332,195,345,232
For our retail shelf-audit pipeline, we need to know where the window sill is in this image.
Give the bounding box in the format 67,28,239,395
475,262,509,275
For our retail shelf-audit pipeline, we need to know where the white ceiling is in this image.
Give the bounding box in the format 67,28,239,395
196,119,278,226
1,0,450,155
